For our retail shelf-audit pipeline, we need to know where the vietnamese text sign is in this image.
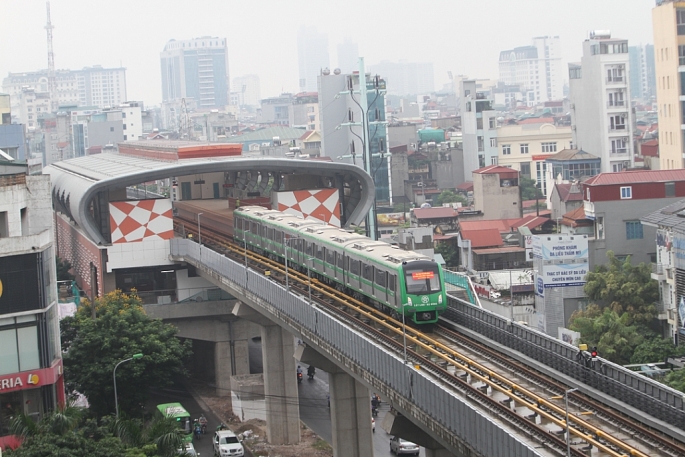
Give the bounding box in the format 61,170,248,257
532,235,589,288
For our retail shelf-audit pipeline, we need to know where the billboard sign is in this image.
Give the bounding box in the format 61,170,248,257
673,235,685,270
558,327,581,347
532,235,589,288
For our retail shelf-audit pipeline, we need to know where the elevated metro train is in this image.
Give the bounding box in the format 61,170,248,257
233,206,446,324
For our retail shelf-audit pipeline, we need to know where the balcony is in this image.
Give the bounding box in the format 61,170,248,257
607,100,625,108
608,125,627,133
651,263,673,281
606,77,625,85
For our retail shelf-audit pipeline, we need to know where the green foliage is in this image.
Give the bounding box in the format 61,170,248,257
569,304,643,366
433,189,466,207
56,256,75,281
435,243,459,267
519,177,540,201
6,409,185,457
631,336,685,365
583,251,659,327
666,368,685,392
61,290,192,417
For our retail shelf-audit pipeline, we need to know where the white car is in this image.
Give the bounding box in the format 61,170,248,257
213,430,244,456
390,436,420,455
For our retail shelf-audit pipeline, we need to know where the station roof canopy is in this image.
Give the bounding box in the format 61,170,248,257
43,152,375,245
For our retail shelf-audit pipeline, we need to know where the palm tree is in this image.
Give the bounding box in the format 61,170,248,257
109,414,185,457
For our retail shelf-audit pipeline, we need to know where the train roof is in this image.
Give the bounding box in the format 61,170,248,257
235,206,434,268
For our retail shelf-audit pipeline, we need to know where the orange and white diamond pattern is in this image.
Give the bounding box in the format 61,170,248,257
275,189,341,227
109,199,174,244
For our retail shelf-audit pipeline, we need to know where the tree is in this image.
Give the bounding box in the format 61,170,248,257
433,190,466,207
435,243,459,267
630,336,685,365
61,290,192,417
584,251,659,328
666,368,685,393
519,177,541,201
56,256,75,281
569,304,643,365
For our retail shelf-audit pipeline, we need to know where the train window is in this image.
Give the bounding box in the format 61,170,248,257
337,253,344,268
350,259,360,275
388,275,396,291
305,242,312,256
326,248,334,265
267,228,273,240
250,221,257,233
363,264,373,281
376,268,386,287
316,245,324,260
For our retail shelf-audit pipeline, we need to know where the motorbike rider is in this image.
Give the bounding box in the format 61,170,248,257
307,365,315,378
371,396,379,416
297,365,303,375
198,414,207,434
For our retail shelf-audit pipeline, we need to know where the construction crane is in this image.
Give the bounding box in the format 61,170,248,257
45,2,57,113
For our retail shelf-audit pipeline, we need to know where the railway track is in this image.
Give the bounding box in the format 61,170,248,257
173,217,682,456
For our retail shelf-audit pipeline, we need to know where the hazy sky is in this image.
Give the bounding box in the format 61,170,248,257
1,0,656,105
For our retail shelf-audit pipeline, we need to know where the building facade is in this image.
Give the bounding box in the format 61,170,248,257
2,67,127,119
653,1,685,169
160,37,229,109
629,44,656,101
318,69,391,204
582,169,685,268
569,31,634,173
496,121,573,196
460,80,497,175
472,165,521,220
0,166,64,450
498,36,564,105
298,26,329,93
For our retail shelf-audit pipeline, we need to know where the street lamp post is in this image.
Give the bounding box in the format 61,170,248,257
402,305,408,364
307,257,315,306
113,353,143,418
197,213,203,246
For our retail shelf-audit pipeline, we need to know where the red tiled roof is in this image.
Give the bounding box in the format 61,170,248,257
473,165,519,175
413,207,458,219
459,219,516,232
456,181,474,191
584,169,685,186
460,228,503,248
511,215,549,230
554,183,584,202
561,206,592,227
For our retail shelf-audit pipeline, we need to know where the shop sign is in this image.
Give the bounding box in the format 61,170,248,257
0,359,62,394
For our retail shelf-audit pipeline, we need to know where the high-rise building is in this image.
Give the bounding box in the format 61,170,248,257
2,66,127,117
160,37,229,109
298,26,330,93
319,68,391,204
653,1,685,169
368,61,434,96
629,44,656,101
232,75,261,107
0,164,65,450
460,79,498,175
498,36,563,105
337,38,359,74
569,31,634,174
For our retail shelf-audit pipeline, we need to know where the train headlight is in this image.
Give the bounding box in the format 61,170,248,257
407,297,412,306
438,294,443,305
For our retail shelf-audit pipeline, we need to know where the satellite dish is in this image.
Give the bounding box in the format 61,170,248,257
420,203,431,209
322,68,331,76
333,68,341,75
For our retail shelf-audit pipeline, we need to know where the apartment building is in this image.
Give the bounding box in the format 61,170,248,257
653,0,685,169
569,31,634,173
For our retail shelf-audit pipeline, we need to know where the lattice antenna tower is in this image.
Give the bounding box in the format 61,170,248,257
45,2,57,112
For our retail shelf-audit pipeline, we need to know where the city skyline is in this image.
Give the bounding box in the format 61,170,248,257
1,0,656,106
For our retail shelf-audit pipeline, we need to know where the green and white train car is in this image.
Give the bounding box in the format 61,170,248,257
234,206,446,324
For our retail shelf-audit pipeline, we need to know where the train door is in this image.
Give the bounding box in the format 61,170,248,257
375,268,388,302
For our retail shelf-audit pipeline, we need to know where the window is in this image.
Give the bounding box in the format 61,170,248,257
520,162,531,178
626,221,643,240
520,144,529,154
609,115,626,130
613,163,624,172
666,182,676,197
363,264,373,281
489,118,496,129
678,9,685,35
680,45,685,65
476,118,483,130
375,268,386,287
541,142,557,153
608,92,624,107
611,138,627,154
606,66,624,83
490,138,497,147
502,144,511,155
595,216,605,239
620,186,632,199
491,157,498,165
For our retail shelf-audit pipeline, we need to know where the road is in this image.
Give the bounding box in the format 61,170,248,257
148,386,222,457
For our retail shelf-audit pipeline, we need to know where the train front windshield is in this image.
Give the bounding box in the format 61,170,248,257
404,264,441,294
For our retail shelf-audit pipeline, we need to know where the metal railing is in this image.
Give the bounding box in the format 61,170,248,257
133,286,235,305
